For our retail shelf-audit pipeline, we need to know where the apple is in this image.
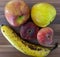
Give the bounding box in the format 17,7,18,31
5,0,30,27
31,3,56,27
20,22,39,40
37,27,53,46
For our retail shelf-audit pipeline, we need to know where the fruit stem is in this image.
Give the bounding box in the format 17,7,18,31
19,16,24,19
0,24,4,30
51,43,58,51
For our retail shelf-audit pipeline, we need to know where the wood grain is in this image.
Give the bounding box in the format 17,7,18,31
0,0,60,57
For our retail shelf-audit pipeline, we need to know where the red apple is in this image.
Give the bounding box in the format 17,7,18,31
5,0,30,27
37,27,53,46
20,22,39,40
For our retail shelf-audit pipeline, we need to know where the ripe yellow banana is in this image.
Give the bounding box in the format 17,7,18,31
0,25,56,57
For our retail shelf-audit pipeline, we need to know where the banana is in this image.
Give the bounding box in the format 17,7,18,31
0,25,56,57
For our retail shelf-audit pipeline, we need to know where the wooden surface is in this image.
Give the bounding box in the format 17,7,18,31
0,0,60,57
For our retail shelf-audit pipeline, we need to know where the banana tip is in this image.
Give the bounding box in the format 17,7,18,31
0,24,4,27
1,24,4,26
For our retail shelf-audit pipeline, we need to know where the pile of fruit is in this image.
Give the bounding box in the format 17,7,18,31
1,0,57,57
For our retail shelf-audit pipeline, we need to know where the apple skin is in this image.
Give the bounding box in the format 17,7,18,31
5,0,30,27
37,27,53,46
31,3,56,27
20,22,39,40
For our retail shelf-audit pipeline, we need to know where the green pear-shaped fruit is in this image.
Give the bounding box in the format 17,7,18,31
31,3,56,27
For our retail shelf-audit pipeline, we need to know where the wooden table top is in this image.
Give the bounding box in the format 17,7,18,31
0,0,60,57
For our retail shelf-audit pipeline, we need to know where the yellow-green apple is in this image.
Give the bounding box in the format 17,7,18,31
37,27,53,46
5,0,30,27
31,3,56,27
